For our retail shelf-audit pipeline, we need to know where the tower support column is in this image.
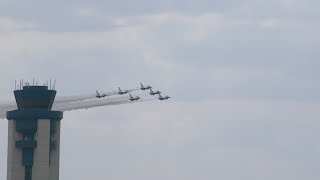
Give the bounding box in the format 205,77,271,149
49,120,60,180
7,120,25,180
32,119,50,180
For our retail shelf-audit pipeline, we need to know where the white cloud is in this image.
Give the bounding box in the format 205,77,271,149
0,12,225,63
0,17,36,31
135,12,224,42
277,0,303,7
259,18,281,29
113,17,130,26
72,6,99,17
0,28,142,60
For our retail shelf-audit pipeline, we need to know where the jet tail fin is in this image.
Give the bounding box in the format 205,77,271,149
96,90,100,96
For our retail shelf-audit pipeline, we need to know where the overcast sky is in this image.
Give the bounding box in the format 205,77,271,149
0,1,320,180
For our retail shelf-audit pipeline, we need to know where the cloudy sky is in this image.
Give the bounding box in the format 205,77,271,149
0,0,320,179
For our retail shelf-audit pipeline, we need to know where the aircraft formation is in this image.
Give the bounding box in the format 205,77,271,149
96,82,170,101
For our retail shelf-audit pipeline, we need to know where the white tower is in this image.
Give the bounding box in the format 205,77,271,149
6,85,63,180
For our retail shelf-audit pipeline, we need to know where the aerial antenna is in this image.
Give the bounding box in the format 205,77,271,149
50,79,52,90
53,79,56,90
33,78,34,86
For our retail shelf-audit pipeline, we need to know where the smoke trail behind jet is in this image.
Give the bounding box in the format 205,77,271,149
0,103,16,114
55,88,138,103
0,97,153,119
55,91,118,103
0,87,140,108
53,98,152,112
0,112,6,119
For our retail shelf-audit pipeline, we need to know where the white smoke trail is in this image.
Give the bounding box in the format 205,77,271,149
0,112,6,119
0,91,123,107
55,94,95,103
0,101,16,109
0,98,154,119
55,88,138,103
53,98,153,112
53,95,128,110
55,91,117,103
0,88,140,108
0,102,17,117
0,98,127,119
54,99,129,111
0,101,16,119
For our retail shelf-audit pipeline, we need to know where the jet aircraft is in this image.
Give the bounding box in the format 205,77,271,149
118,87,130,95
140,83,152,90
129,93,141,101
96,90,107,98
158,94,170,100
149,88,161,96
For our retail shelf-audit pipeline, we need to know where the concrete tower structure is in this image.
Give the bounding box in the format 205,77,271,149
6,85,63,180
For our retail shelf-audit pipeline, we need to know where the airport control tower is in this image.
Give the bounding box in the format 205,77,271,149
6,85,63,180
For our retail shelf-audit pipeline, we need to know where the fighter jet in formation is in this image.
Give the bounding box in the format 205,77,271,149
118,87,130,95
149,88,161,96
129,93,141,101
96,91,107,98
158,94,170,100
140,83,152,90
141,83,170,100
